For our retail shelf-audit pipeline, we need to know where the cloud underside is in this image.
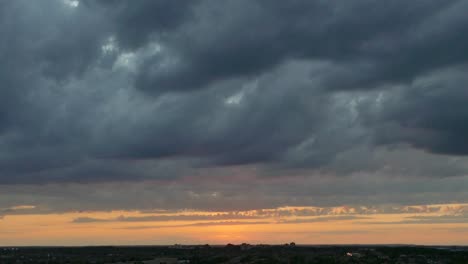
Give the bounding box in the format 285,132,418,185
1,0,468,212
6,203,466,229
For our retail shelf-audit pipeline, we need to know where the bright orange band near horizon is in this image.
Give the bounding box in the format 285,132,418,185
1,203,467,246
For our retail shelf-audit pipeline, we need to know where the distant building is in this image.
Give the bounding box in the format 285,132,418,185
346,252,362,258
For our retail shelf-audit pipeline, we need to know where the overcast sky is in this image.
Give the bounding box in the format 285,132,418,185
1,0,468,245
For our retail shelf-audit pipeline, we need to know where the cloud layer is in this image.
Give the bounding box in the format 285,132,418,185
1,0,468,213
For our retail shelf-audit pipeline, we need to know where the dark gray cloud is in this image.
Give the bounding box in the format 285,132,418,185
1,175,468,214
83,0,199,50
133,0,466,93
72,213,263,223
1,0,468,214
73,214,369,226
364,67,468,156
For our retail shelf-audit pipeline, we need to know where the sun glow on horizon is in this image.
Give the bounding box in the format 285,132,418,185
1,203,468,246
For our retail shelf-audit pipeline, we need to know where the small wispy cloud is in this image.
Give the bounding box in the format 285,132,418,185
115,221,271,229
276,215,371,224
9,205,36,210
358,214,468,225
0,205,37,219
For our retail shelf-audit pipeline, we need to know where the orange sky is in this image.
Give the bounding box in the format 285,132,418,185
1,203,467,246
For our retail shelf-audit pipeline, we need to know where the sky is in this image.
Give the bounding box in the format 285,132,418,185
1,0,468,246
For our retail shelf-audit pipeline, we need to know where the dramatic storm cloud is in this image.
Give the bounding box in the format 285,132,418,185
1,0,468,218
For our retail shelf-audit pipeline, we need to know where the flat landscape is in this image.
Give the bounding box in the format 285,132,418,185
2,244,468,264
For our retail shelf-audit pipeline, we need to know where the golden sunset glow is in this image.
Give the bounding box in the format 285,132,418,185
2,203,468,246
